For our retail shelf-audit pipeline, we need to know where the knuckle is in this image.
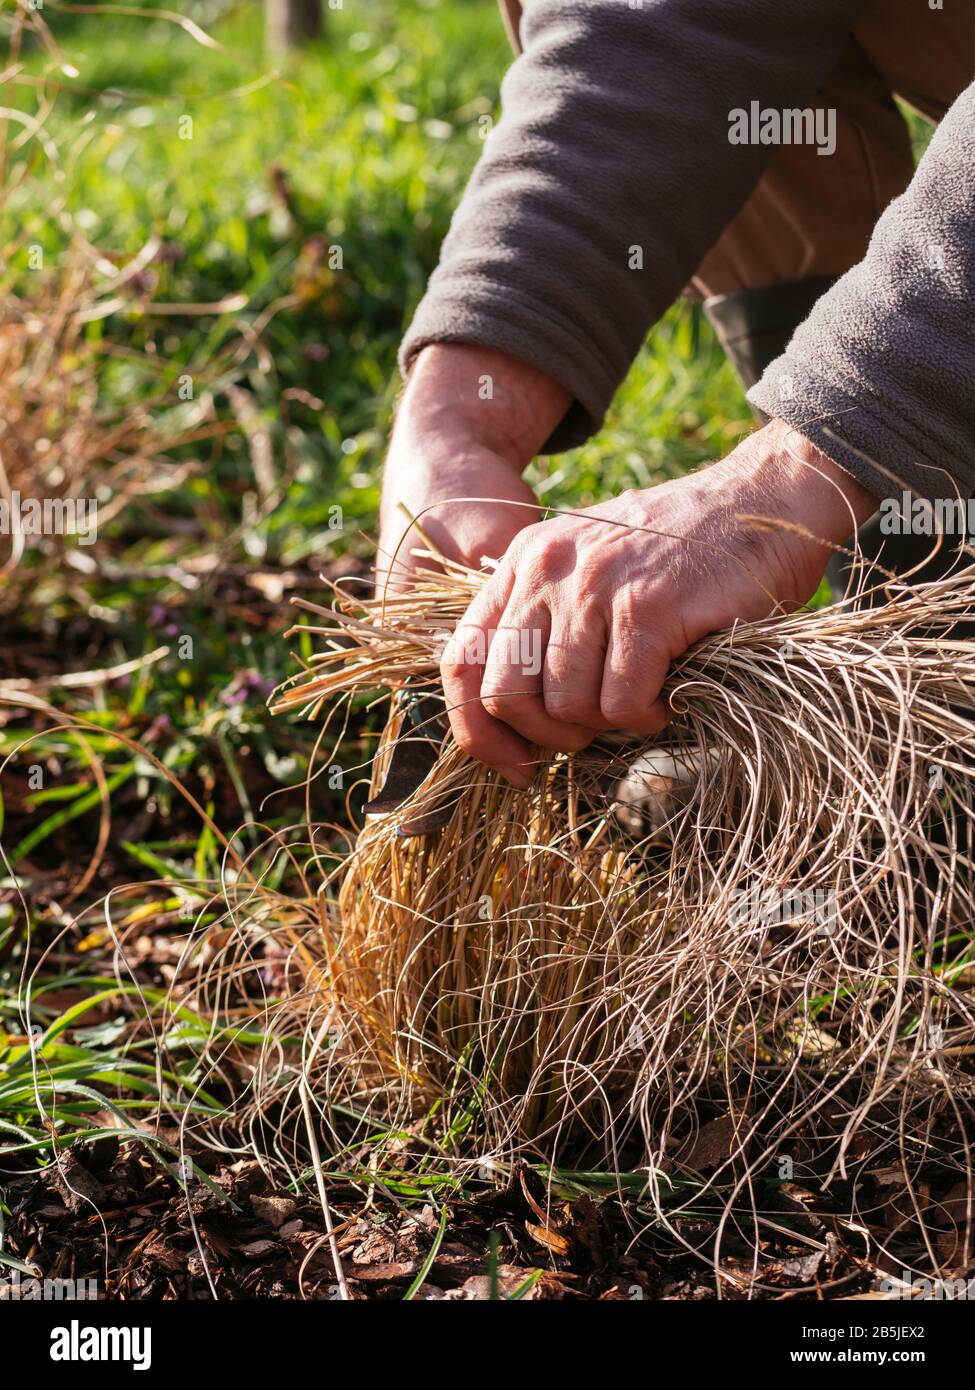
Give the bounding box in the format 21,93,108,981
518,539,566,589
480,693,504,721
600,691,645,728
610,586,648,638
453,725,477,757
544,692,594,726
441,628,483,681
571,554,610,599
454,725,488,763
440,653,469,687
481,690,521,721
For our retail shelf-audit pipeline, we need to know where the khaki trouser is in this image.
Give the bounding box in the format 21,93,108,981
497,0,975,295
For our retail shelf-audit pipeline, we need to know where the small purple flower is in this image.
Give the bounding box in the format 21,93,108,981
221,669,275,707
144,714,172,742
149,604,180,638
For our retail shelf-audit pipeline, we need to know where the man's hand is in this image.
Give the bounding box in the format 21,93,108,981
377,344,570,593
440,418,878,787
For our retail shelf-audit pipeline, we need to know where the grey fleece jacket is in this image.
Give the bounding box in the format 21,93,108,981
399,0,975,503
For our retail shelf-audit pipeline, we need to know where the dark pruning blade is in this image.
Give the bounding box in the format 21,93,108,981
363,680,455,835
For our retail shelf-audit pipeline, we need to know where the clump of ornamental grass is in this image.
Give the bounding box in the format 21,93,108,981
226,542,975,1280
0,251,245,596
0,1,255,609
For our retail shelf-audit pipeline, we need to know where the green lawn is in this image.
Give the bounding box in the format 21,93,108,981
15,0,751,517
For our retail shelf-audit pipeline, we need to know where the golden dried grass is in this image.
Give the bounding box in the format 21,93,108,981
217,546,975,1289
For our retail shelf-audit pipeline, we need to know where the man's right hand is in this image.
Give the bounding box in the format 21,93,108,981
376,344,571,594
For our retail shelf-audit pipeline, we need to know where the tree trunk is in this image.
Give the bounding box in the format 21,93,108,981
266,0,322,53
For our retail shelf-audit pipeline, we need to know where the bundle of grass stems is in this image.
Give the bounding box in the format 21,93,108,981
231,541,975,1275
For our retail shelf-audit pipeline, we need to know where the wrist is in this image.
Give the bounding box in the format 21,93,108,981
721,418,877,547
703,419,880,604
395,343,570,470
766,418,877,537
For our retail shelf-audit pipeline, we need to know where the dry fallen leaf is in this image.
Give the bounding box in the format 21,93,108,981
525,1221,571,1257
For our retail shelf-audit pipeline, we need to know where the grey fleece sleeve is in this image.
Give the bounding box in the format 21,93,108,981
399,0,861,452
749,83,975,503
